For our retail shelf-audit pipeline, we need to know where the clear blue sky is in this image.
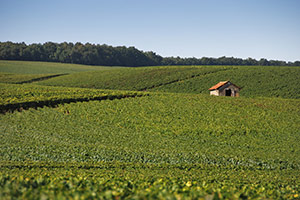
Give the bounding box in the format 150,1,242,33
1,0,300,61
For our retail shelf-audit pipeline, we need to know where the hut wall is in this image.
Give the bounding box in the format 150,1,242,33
219,84,240,97
210,90,219,96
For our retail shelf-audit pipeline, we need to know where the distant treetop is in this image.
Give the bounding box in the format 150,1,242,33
0,41,299,67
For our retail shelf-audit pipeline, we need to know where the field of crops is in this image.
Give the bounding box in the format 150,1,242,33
0,60,118,74
1,60,300,199
0,83,145,113
1,162,299,199
0,72,66,84
37,65,229,91
36,65,300,99
1,93,299,166
2,60,299,99
1,92,300,198
150,66,300,99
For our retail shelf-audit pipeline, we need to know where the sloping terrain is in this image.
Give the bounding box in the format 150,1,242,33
0,72,66,84
1,92,299,167
1,92,299,198
36,66,229,91
36,65,300,99
150,66,300,99
1,60,300,199
0,83,145,113
0,60,119,74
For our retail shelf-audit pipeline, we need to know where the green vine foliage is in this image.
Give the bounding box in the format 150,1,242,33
0,62,299,199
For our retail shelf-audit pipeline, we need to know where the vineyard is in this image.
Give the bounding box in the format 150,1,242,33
0,72,67,84
150,66,300,99
0,83,145,113
1,162,299,199
0,60,300,199
0,60,114,74
1,93,299,165
36,65,230,91
35,64,300,99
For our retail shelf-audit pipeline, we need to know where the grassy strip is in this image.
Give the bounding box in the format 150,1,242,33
15,73,67,84
0,60,116,74
0,72,63,84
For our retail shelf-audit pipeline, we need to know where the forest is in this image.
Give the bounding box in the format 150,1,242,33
1,41,299,67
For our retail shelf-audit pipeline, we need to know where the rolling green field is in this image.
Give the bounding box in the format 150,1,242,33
0,60,120,74
1,162,299,199
36,64,300,99
37,65,229,91
1,93,299,165
1,60,300,99
0,83,144,106
150,66,300,99
1,60,300,199
0,72,65,84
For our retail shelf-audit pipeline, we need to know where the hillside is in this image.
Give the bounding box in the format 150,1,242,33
0,60,119,74
36,64,300,99
1,92,299,166
150,66,300,99
1,60,300,199
1,91,300,198
0,72,63,84
37,65,229,90
0,83,145,113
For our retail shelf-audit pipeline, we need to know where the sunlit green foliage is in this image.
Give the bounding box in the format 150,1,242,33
0,60,118,74
37,65,228,91
36,65,300,99
1,41,299,66
150,66,300,99
1,61,300,199
0,162,299,199
0,72,63,84
0,83,145,107
1,93,299,169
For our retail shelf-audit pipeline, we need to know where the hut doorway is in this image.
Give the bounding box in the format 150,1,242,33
225,89,232,96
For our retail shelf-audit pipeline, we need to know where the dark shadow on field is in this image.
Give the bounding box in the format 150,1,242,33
16,73,68,84
0,94,146,114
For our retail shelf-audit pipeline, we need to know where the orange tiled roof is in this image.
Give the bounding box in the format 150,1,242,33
208,81,229,90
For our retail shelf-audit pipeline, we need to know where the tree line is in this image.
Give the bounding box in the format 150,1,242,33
0,41,299,66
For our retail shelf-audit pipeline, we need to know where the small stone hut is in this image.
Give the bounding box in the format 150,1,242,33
209,81,241,97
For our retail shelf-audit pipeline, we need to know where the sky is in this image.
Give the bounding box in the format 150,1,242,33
0,0,300,61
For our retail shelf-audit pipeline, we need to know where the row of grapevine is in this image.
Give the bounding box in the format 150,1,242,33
1,93,299,169
36,66,230,91
0,161,299,199
150,66,300,99
0,83,147,113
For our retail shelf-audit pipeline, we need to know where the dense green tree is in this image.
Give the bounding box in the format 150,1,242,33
0,41,299,66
